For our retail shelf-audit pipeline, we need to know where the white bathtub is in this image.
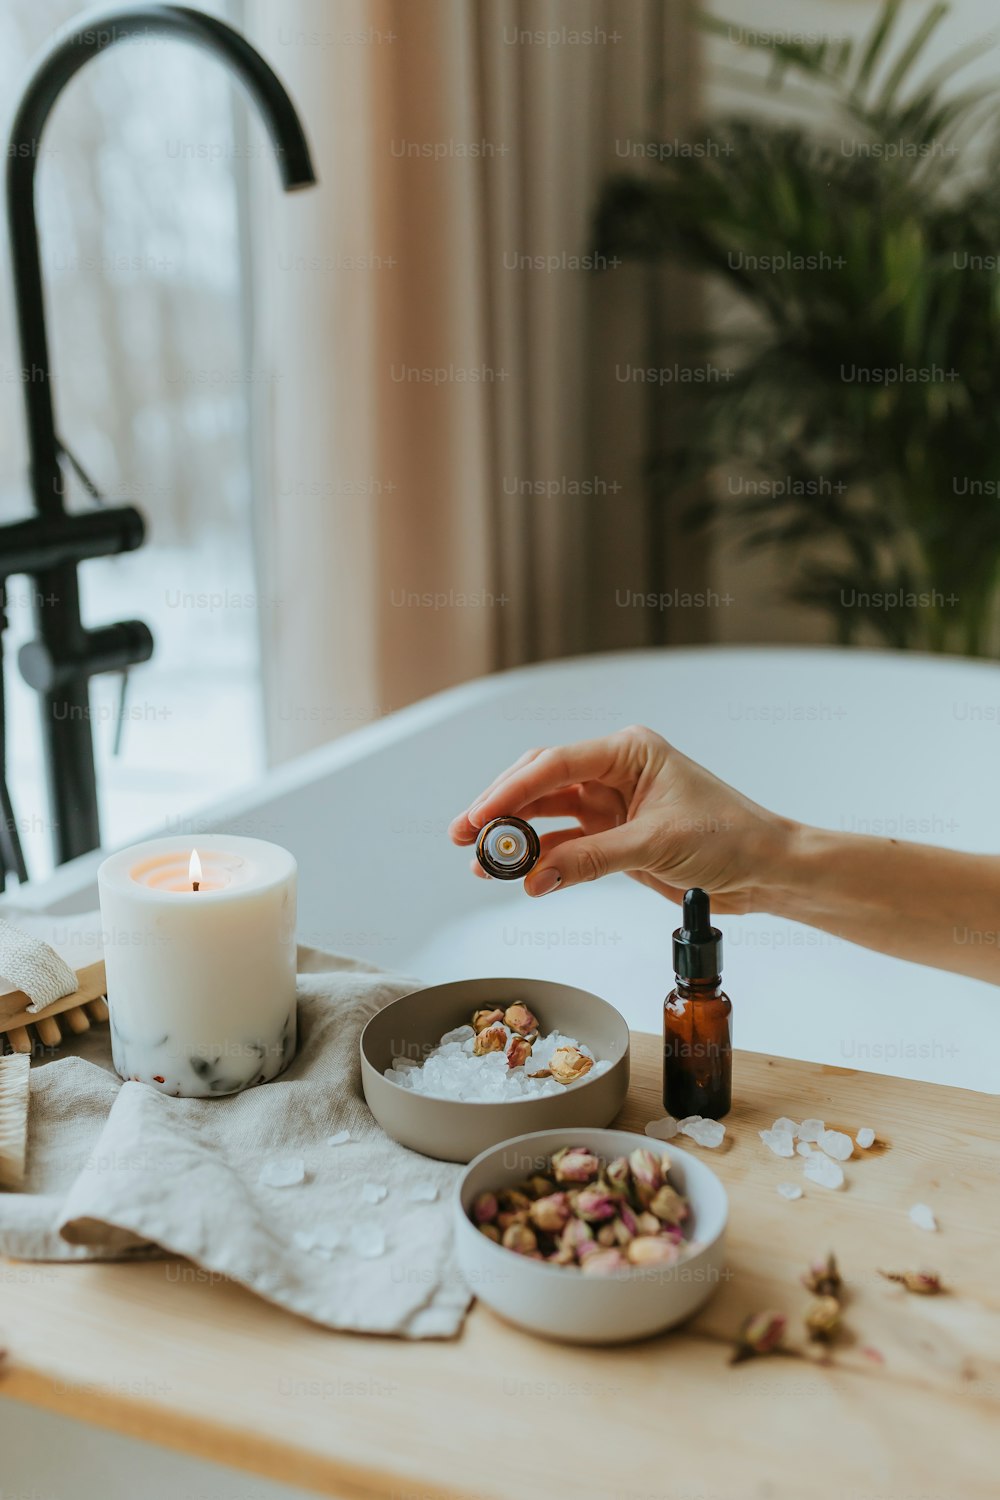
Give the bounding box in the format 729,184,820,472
6,645,999,1093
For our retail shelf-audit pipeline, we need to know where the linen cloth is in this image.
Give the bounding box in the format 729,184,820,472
0,937,471,1339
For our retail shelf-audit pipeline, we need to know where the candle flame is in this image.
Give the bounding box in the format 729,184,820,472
189,849,203,889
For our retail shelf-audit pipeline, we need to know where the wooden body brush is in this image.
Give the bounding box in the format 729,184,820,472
0,960,109,1055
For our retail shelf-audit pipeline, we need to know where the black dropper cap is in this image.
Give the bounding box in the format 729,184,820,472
672,888,723,981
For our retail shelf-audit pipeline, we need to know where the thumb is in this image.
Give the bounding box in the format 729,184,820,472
524,825,642,896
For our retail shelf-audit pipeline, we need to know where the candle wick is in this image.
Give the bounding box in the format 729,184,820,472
192,881,200,893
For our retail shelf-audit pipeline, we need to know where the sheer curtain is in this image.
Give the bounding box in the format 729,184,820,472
247,0,699,763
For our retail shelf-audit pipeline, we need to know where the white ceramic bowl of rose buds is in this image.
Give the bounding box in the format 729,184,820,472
454,1126,728,1343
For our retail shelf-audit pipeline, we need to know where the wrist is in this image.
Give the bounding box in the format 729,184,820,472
752,815,813,915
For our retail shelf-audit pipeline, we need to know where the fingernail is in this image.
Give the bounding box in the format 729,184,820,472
526,869,561,897
468,803,487,827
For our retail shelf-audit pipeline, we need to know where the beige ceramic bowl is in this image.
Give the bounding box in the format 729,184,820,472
359,977,630,1163
454,1127,729,1344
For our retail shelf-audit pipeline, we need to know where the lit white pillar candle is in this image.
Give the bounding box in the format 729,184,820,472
98,835,297,1097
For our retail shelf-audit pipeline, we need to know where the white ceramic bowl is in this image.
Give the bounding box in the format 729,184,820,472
454,1127,728,1344
360,978,630,1163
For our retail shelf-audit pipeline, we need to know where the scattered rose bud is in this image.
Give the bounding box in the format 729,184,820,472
506,1035,533,1069
552,1147,600,1183
473,1024,506,1056
730,1310,787,1364
471,1007,505,1034
802,1253,842,1299
501,1222,538,1254
559,1218,595,1256
618,1202,639,1237
472,1191,498,1225
547,1245,575,1265
627,1235,679,1267
529,1192,572,1233
479,1223,500,1243
548,1046,594,1085
649,1185,689,1225
580,1247,627,1276
879,1269,944,1295
596,1224,617,1246
574,1187,619,1223
805,1295,841,1343
503,1003,539,1038
628,1148,664,1207
526,1174,556,1197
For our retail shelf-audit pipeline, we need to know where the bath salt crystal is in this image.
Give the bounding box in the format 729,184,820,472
796,1142,812,1157
777,1182,803,1201
909,1203,937,1232
803,1153,844,1190
350,1224,386,1258
387,1021,608,1102
759,1128,795,1158
361,1182,387,1204
856,1127,876,1149
645,1116,680,1142
798,1118,825,1143
407,1181,439,1203
818,1129,854,1162
326,1130,352,1147
678,1116,726,1148
258,1157,305,1189
772,1117,799,1136
293,1230,318,1252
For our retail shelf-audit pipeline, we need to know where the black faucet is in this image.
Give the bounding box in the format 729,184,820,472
1,5,316,882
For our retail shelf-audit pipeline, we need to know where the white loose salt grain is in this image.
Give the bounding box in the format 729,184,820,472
856,1127,876,1149
326,1130,352,1147
645,1116,680,1142
258,1157,305,1189
796,1142,812,1157
293,1230,318,1252
678,1116,726,1148
909,1203,938,1232
351,1224,387,1258
803,1153,844,1190
408,1181,439,1203
819,1129,854,1162
798,1118,825,1143
361,1182,387,1204
772,1116,799,1136
777,1182,803,1201
314,1223,342,1249
759,1128,795,1158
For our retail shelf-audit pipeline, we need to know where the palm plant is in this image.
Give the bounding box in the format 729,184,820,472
595,0,1000,653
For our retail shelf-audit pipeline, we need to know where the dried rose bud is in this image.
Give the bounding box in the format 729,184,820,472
559,1217,595,1259
628,1148,664,1207
879,1269,944,1295
497,1208,530,1231
472,1191,498,1224
473,1025,507,1056
573,1187,619,1224
471,1007,505,1034
605,1156,631,1194
552,1147,600,1183
506,1035,533,1070
618,1202,639,1237
498,1188,532,1214
549,1046,595,1086
526,1174,556,1198
730,1309,787,1364
503,1003,539,1038
529,1191,572,1233
547,1245,575,1265
612,1217,635,1247
627,1235,679,1267
805,1295,841,1343
580,1247,627,1277
596,1224,617,1247
478,1223,500,1243
634,1211,661,1236
528,1069,552,1079
648,1184,689,1226
802,1252,841,1299
501,1222,538,1255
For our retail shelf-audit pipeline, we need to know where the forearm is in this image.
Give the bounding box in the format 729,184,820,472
761,822,1000,984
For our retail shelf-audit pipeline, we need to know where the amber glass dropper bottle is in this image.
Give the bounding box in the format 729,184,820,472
663,887,732,1120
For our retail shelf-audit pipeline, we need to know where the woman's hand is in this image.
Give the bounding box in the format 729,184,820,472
448,725,793,912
